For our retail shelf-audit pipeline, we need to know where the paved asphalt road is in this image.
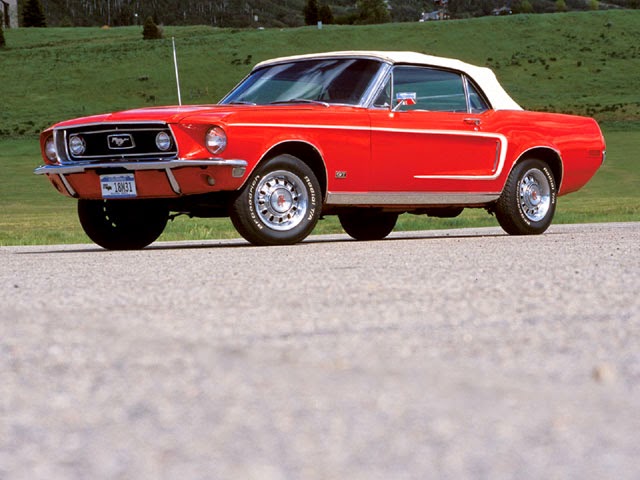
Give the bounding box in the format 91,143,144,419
1,222,639,479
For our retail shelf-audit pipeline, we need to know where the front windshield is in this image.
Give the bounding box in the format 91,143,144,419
221,58,383,106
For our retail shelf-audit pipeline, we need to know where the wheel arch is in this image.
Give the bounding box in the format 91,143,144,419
259,140,328,202
513,146,563,192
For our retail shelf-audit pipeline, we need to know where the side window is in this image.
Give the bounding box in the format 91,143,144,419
392,66,468,112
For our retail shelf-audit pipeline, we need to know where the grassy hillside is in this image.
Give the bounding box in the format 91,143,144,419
1,10,639,137
0,11,638,245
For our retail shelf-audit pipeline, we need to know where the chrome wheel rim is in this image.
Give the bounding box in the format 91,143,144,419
254,170,308,231
519,168,551,222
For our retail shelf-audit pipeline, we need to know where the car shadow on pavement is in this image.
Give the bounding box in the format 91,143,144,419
11,229,529,255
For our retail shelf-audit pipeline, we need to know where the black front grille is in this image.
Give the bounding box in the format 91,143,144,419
60,123,177,162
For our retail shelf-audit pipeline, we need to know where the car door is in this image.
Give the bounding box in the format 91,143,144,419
368,66,505,193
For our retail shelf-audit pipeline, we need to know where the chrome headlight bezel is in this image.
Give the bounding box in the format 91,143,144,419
205,126,227,155
68,135,86,156
44,136,58,163
155,131,173,151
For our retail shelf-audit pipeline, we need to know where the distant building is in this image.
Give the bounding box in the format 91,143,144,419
2,0,18,28
420,11,440,21
492,6,513,15
419,0,449,21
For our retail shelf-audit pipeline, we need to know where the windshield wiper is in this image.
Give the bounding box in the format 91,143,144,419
269,98,330,107
225,100,257,105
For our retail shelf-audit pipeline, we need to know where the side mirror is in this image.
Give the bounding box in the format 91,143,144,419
392,92,417,112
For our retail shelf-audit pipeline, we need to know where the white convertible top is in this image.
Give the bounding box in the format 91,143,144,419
254,50,523,111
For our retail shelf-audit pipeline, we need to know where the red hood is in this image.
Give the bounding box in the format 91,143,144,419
105,105,231,123
50,103,353,130
51,104,235,128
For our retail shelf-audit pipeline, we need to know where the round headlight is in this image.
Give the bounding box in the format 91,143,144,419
44,136,58,162
69,135,86,156
156,131,172,151
205,126,227,154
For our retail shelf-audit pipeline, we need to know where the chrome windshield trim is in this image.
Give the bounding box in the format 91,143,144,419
34,158,248,175
361,62,393,108
221,57,389,108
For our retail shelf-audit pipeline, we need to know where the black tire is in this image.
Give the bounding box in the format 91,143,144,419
495,158,557,235
338,210,398,241
229,154,322,246
78,199,169,250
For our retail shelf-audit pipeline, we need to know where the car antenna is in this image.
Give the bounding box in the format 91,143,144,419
172,37,182,106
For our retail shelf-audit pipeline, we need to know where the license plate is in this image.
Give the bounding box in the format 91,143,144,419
100,174,137,198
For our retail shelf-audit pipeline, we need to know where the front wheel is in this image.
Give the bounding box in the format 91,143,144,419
338,210,398,240
229,154,322,246
495,158,557,235
77,199,168,250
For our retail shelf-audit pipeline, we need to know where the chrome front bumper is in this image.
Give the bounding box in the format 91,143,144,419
34,158,248,196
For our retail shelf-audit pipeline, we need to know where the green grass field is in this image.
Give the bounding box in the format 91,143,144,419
1,11,639,245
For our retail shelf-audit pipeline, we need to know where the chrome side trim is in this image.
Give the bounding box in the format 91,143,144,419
34,158,248,176
59,174,77,197
256,138,329,191
326,192,500,206
164,168,181,195
229,122,509,181
493,140,501,173
230,122,371,132
514,145,564,191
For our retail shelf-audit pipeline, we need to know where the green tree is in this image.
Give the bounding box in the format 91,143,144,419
588,0,599,10
0,23,5,48
303,0,319,25
389,0,423,22
515,0,534,13
142,16,163,40
318,4,334,24
22,0,47,27
556,0,568,11
356,0,391,24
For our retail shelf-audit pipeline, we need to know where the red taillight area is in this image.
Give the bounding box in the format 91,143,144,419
559,149,605,196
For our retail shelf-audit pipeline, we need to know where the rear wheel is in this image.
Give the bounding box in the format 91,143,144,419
339,210,398,241
229,154,321,246
495,158,557,235
78,199,168,250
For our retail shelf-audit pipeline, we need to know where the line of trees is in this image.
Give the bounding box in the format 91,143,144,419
16,0,639,29
23,0,47,27
303,0,334,25
36,0,310,28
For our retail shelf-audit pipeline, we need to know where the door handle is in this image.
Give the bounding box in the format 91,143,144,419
464,118,482,127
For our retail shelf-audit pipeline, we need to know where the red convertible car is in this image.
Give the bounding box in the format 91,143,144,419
36,51,605,248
